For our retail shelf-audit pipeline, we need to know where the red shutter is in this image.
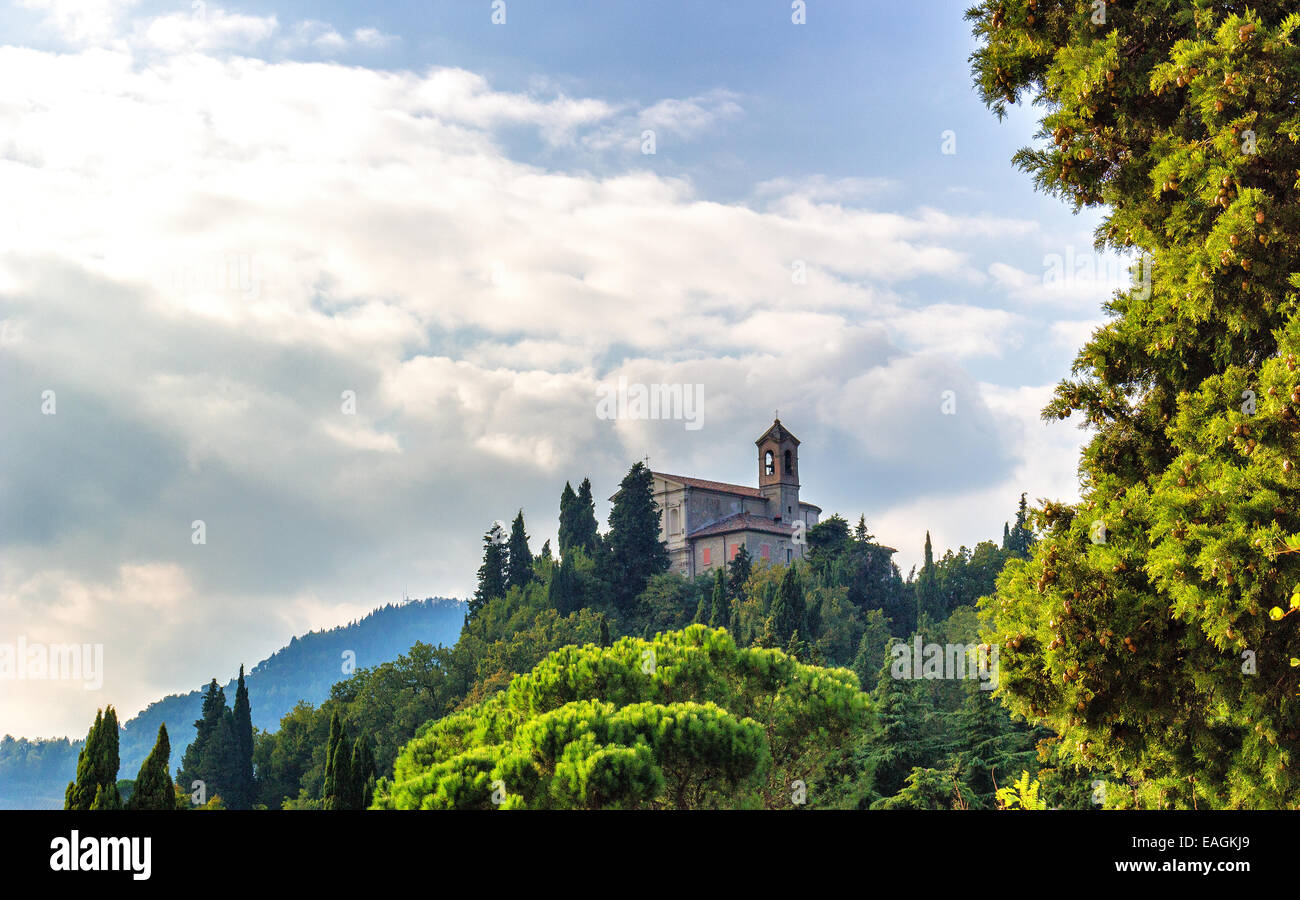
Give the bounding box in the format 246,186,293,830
761,544,770,560
702,547,711,565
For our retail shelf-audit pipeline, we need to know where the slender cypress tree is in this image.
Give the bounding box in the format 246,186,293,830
547,553,577,615
557,481,579,557
915,532,941,621
505,510,533,592
322,712,352,810
771,566,805,645
128,724,174,810
230,665,255,809
709,567,729,628
727,544,752,601
573,477,601,555
348,735,377,810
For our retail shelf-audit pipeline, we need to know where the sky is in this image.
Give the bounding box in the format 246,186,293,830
0,0,1129,738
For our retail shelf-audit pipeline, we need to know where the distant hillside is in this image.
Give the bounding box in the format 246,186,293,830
0,596,464,809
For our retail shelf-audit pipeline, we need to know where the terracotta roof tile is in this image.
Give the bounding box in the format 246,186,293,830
653,472,766,499
687,512,793,539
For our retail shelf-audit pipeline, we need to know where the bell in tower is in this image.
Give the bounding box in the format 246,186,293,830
755,417,800,524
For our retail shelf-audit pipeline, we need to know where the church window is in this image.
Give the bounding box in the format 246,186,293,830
784,449,793,474
764,451,774,476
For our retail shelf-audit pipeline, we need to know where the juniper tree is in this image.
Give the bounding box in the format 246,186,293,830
969,1,1300,808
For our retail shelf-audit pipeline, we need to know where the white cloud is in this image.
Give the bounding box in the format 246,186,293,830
0,33,1060,737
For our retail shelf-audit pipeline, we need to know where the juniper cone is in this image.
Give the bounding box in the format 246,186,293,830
970,2,1300,807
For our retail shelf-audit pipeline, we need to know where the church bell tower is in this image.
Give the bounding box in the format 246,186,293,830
756,418,800,524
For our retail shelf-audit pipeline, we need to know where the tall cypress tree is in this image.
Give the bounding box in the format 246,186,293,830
505,510,533,592
603,462,669,610
179,680,225,790
709,567,729,628
727,544,752,601
470,522,508,620
198,708,239,805
230,665,255,809
915,532,941,621
128,724,174,810
547,553,577,615
573,477,601,555
66,707,122,810
322,711,352,810
557,481,579,557
770,565,805,645
348,735,377,810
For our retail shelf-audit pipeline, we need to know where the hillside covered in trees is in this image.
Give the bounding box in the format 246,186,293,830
0,597,463,809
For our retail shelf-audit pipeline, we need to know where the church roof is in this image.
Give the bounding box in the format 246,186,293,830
688,512,794,539
653,472,764,499
754,417,799,447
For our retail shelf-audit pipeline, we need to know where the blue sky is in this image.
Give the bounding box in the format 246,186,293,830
0,0,1122,737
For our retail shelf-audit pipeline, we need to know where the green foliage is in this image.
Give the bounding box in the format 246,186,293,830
127,724,174,810
505,510,533,593
996,770,1047,810
65,707,121,811
471,523,509,620
969,0,1300,808
230,666,254,809
375,626,870,809
602,462,670,611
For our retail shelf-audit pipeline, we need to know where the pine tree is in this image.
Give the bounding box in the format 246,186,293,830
470,522,508,620
709,567,729,628
970,1,1300,808
65,707,122,810
603,462,669,610
540,539,552,561
505,510,533,592
128,724,175,810
230,665,255,809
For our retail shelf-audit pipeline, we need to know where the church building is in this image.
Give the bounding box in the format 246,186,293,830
646,418,821,577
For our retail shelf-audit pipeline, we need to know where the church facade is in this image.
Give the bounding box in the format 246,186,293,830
650,418,821,578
